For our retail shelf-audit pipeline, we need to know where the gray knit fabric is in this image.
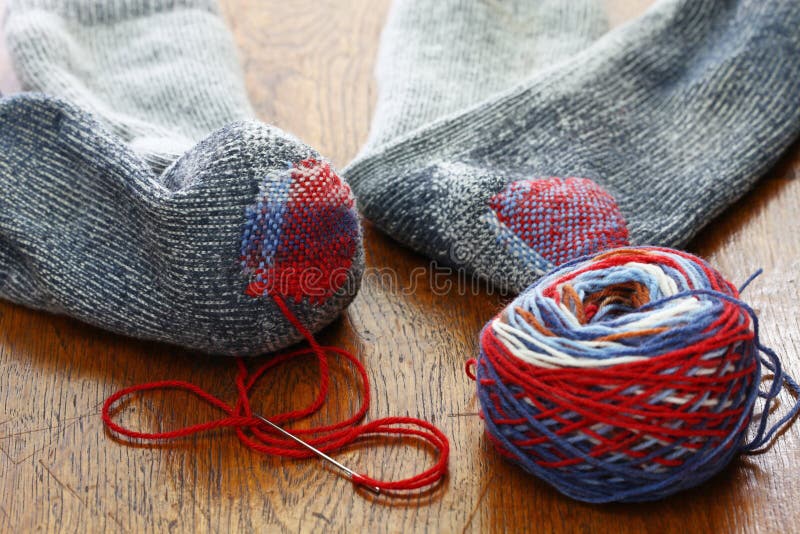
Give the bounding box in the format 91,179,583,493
363,0,609,149
0,1,363,355
5,0,255,171
346,0,800,293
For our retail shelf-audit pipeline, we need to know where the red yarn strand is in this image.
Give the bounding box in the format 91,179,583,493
102,294,449,493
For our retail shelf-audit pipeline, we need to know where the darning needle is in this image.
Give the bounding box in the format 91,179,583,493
252,413,381,494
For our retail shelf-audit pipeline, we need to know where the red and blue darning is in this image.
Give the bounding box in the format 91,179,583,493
488,177,630,267
240,158,359,304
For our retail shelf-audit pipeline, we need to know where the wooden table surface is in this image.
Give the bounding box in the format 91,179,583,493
2,1,800,532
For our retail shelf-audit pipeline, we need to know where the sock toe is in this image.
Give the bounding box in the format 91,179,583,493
0,94,363,355
352,160,553,292
156,122,363,354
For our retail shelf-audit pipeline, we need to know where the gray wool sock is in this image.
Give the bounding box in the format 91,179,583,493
0,2,364,355
346,0,800,293
362,0,609,150
5,0,255,171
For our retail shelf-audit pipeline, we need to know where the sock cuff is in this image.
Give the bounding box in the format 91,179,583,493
7,0,220,24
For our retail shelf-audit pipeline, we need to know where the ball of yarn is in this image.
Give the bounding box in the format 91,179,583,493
470,247,799,503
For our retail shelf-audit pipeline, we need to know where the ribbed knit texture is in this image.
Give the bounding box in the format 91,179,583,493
362,0,608,150
0,1,364,355
6,0,255,170
346,0,800,293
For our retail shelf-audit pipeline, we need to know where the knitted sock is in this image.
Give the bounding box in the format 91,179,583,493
362,0,609,150
0,2,363,355
346,0,800,292
5,0,255,171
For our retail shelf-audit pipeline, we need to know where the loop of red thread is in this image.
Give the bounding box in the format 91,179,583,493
102,294,449,492
465,358,478,381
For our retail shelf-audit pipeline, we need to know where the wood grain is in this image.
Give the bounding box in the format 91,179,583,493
2,1,800,532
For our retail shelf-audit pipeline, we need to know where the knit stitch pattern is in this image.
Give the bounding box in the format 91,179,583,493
487,177,629,269
5,0,254,170
241,158,360,305
346,0,800,292
0,0,364,355
359,0,608,151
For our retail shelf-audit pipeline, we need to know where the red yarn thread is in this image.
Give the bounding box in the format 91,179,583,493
102,294,449,492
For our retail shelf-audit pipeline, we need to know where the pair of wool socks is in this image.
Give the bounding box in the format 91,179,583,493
346,0,800,292
0,1,363,355
3,0,800,354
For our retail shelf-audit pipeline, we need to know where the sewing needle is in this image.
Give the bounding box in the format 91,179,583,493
252,413,381,494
